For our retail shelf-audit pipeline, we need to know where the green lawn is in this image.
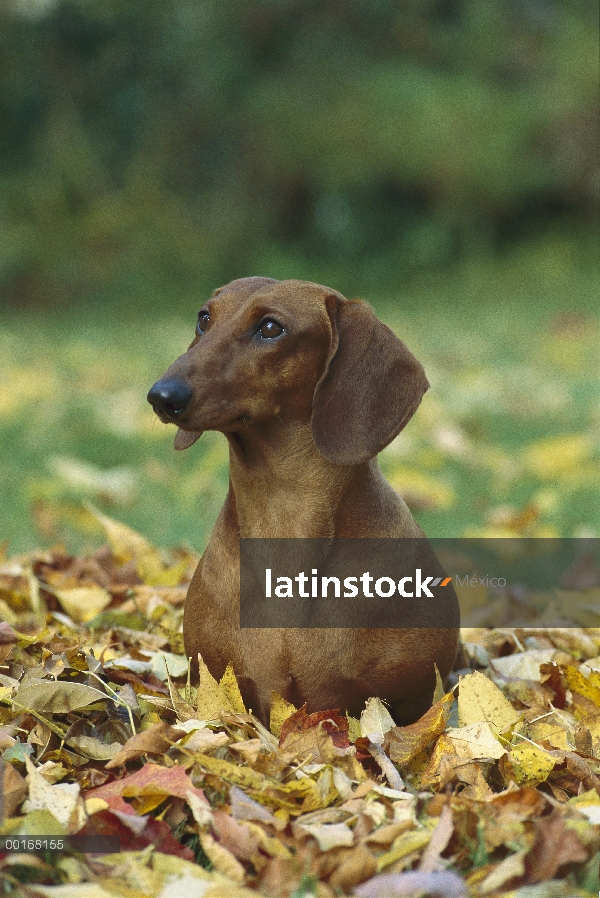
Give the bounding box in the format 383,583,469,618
1,246,598,555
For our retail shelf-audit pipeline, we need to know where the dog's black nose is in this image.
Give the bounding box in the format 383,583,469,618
147,378,193,420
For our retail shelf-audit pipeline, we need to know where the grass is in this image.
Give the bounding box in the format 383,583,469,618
1,240,598,555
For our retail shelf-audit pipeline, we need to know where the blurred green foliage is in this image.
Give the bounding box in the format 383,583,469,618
0,0,597,305
0,1,598,550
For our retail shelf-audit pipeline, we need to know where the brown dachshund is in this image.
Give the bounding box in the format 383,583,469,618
148,277,458,724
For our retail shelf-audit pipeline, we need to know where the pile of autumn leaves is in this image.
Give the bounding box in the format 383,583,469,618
0,511,599,898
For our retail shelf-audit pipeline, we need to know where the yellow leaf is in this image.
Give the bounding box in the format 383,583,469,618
269,691,296,737
54,587,111,623
509,741,555,785
23,757,86,832
385,692,454,766
346,714,361,743
199,833,245,883
194,754,268,791
563,665,600,709
458,670,521,733
376,829,432,871
220,664,246,715
433,663,445,704
447,722,506,760
260,776,323,815
85,503,166,584
388,468,455,511
524,434,592,479
244,822,292,858
197,655,234,719
11,627,52,647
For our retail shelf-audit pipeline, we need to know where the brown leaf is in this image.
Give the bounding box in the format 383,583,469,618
105,721,185,768
212,809,261,862
384,692,454,765
279,705,349,748
328,843,377,892
419,804,454,872
0,621,18,644
199,831,246,882
2,760,27,817
525,811,588,882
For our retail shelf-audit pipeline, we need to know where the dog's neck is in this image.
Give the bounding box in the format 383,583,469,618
225,419,364,538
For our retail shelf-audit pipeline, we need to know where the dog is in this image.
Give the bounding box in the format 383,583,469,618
148,277,458,724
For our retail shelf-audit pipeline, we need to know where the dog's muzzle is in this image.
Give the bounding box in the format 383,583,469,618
147,377,193,421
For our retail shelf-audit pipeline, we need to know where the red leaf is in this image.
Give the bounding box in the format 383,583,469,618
84,762,208,816
279,706,350,749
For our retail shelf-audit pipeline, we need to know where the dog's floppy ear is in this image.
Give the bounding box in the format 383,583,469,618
311,298,429,465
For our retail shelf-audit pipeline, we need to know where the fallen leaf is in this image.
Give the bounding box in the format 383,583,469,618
360,697,396,741
14,678,108,714
196,654,235,718
295,820,355,850
269,691,297,737
329,843,377,891
2,761,27,817
525,811,588,881
212,808,260,861
105,721,185,768
384,692,454,766
354,869,468,897
84,762,208,816
86,503,180,585
419,804,454,873
479,848,528,894
183,728,230,754
199,831,245,882
229,785,286,830
53,586,112,623
219,663,246,714
508,741,555,786
446,721,507,760
66,734,122,760
375,829,433,871
458,670,521,733
23,757,86,832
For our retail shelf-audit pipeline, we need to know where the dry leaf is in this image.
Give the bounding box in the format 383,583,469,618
53,586,112,623
458,670,521,733
508,741,556,785
446,721,507,760
23,757,86,832
360,697,396,741
295,820,355,851
269,691,297,737
199,831,245,882
14,678,108,714
2,761,27,817
197,654,234,718
105,721,185,768
384,692,454,765
219,663,246,714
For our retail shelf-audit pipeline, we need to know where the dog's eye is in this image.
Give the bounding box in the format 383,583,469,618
257,319,284,340
196,311,210,335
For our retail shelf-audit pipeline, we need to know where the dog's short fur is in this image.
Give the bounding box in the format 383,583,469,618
148,277,458,724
